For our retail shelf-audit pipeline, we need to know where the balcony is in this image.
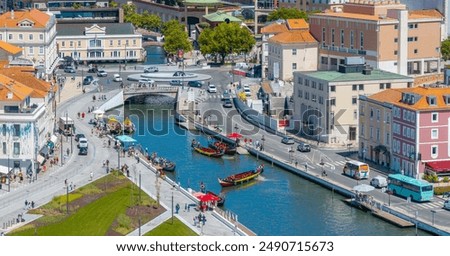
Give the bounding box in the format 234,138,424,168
321,45,369,56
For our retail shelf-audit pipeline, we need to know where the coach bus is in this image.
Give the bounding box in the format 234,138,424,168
342,160,370,180
387,174,434,202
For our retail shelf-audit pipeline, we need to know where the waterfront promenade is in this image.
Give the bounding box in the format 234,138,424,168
0,74,250,236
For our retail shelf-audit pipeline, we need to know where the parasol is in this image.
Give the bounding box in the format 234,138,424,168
353,184,375,193
227,132,243,139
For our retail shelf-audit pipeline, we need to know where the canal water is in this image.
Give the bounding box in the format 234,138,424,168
126,104,430,236
145,45,166,65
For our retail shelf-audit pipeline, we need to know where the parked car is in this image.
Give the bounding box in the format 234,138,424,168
223,99,233,108
75,133,85,142
173,71,186,77
78,147,88,156
78,138,88,148
83,76,94,85
297,142,311,152
144,66,159,73
64,67,76,73
281,136,295,145
170,80,182,86
188,81,202,88
444,200,450,211
87,67,98,73
243,86,252,97
113,74,122,82
138,78,155,87
207,84,217,93
370,176,388,188
97,70,107,77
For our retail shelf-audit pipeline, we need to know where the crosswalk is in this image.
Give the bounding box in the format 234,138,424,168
194,94,225,103
393,200,445,212
308,160,347,170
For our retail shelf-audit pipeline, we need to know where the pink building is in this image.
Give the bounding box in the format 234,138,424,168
368,87,450,178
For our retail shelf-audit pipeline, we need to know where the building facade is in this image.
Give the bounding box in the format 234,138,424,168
0,9,59,80
56,23,145,63
292,64,412,146
308,0,444,83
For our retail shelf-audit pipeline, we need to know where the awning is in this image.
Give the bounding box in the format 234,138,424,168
0,165,9,174
37,155,46,165
374,145,387,153
425,161,450,174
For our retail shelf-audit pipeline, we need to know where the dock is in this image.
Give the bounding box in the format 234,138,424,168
236,147,249,155
343,199,414,228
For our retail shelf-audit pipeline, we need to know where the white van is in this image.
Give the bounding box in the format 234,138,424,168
78,138,88,149
444,200,450,210
370,176,387,188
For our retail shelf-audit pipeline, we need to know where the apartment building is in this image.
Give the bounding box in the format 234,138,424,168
0,67,55,186
308,0,444,84
262,19,317,81
56,23,145,63
361,86,450,178
0,9,59,80
292,61,412,146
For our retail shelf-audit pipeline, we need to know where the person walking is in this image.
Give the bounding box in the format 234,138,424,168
175,203,180,214
90,171,94,181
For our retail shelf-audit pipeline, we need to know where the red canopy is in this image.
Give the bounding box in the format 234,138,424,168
425,161,450,173
227,132,243,139
195,193,220,202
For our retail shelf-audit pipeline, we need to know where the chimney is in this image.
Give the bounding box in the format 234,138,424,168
11,10,14,19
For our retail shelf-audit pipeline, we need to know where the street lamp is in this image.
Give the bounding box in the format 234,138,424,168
431,210,436,226
124,43,128,70
261,135,265,151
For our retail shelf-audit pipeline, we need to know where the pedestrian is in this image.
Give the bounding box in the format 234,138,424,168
90,171,94,181
175,203,180,214
24,200,28,208
295,160,298,168
106,160,109,167
69,182,73,191
108,140,111,147
67,148,70,156
64,179,68,187
31,201,35,209
202,215,206,226
193,216,197,226
126,168,130,177
184,203,187,212
103,160,106,167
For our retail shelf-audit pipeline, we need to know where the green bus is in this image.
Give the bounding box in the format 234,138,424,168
387,174,434,202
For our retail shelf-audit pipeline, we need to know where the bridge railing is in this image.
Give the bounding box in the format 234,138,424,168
123,84,179,93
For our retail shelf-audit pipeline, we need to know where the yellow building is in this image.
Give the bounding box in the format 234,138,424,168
56,23,145,64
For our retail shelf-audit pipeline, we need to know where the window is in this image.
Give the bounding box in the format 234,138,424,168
292,63,297,70
319,96,323,104
361,124,365,137
331,29,335,46
305,79,309,87
292,49,297,55
394,25,398,30
380,83,384,89
386,83,391,89
414,49,418,54
394,38,398,43
353,110,357,120
431,145,438,158
2,142,5,154
8,34,12,40
376,128,380,142
352,97,357,105
340,29,344,47
39,34,43,40
133,39,136,45
370,127,373,139
386,133,390,145
29,34,33,40
431,112,439,123
318,83,323,91
19,34,23,40
78,41,81,47
39,46,44,54
69,41,73,47
298,90,303,98
13,124,20,137
394,50,398,55
408,23,418,29
118,40,121,46
322,27,326,46
2,124,5,136
13,142,20,155
386,113,390,124
330,85,335,92
304,92,309,100
350,30,354,49
298,77,303,85
370,108,374,118
431,129,438,139
359,84,364,90
352,84,357,91
61,41,65,47
377,109,380,121
321,57,328,65
311,81,316,89
28,46,33,54
360,32,364,50
330,98,336,106
428,96,437,106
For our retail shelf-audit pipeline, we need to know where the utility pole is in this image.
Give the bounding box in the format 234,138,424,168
138,170,142,236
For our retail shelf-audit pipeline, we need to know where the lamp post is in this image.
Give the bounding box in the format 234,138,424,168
261,134,265,151
66,183,69,215
118,145,121,170
431,210,436,226
124,43,128,70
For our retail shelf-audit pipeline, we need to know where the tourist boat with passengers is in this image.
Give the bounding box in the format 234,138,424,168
218,164,264,187
206,190,225,206
191,139,224,158
208,138,237,155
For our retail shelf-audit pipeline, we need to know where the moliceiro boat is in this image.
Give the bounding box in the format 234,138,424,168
191,139,224,158
208,138,237,155
218,164,264,187
206,191,225,206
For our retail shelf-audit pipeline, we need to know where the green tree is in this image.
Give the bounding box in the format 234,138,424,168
161,20,192,55
141,11,162,31
109,1,118,8
198,23,256,64
442,38,450,61
122,3,161,31
267,8,308,21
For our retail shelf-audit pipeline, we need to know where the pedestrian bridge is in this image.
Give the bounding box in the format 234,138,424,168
123,84,179,102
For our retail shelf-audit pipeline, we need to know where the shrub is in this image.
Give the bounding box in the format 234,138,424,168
443,177,450,183
434,185,450,195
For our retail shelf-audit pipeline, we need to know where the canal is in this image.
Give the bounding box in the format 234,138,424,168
126,104,430,236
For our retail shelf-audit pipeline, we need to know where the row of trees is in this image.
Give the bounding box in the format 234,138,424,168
122,3,162,31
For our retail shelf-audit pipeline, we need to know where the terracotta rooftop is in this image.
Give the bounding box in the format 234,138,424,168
0,74,33,101
0,41,22,55
409,9,443,20
369,87,450,111
286,19,309,30
268,30,317,44
0,67,51,98
0,9,51,29
261,22,289,34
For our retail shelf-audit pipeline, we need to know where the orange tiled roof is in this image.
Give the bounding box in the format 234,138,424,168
261,22,289,34
0,41,22,55
268,30,317,44
0,9,50,29
0,74,33,101
0,67,51,96
286,19,309,30
409,9,443,20
370,87,450,111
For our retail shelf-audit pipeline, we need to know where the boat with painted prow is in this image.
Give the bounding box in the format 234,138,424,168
206,190,225,206
192,139,224,158
218,164,264,187
208,138,237,155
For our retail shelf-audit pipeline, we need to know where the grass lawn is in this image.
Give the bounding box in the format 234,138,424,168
144,217,198,236
9,172,165,236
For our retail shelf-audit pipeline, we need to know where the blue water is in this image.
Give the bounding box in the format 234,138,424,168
145,46,166,65
126,104,429,236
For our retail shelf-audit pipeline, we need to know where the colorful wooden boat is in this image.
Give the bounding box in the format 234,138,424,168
151,156,176,172
192,139,224,158
206,190,225,206
208,139,237,155
218,164,264,187
123,117,135,134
